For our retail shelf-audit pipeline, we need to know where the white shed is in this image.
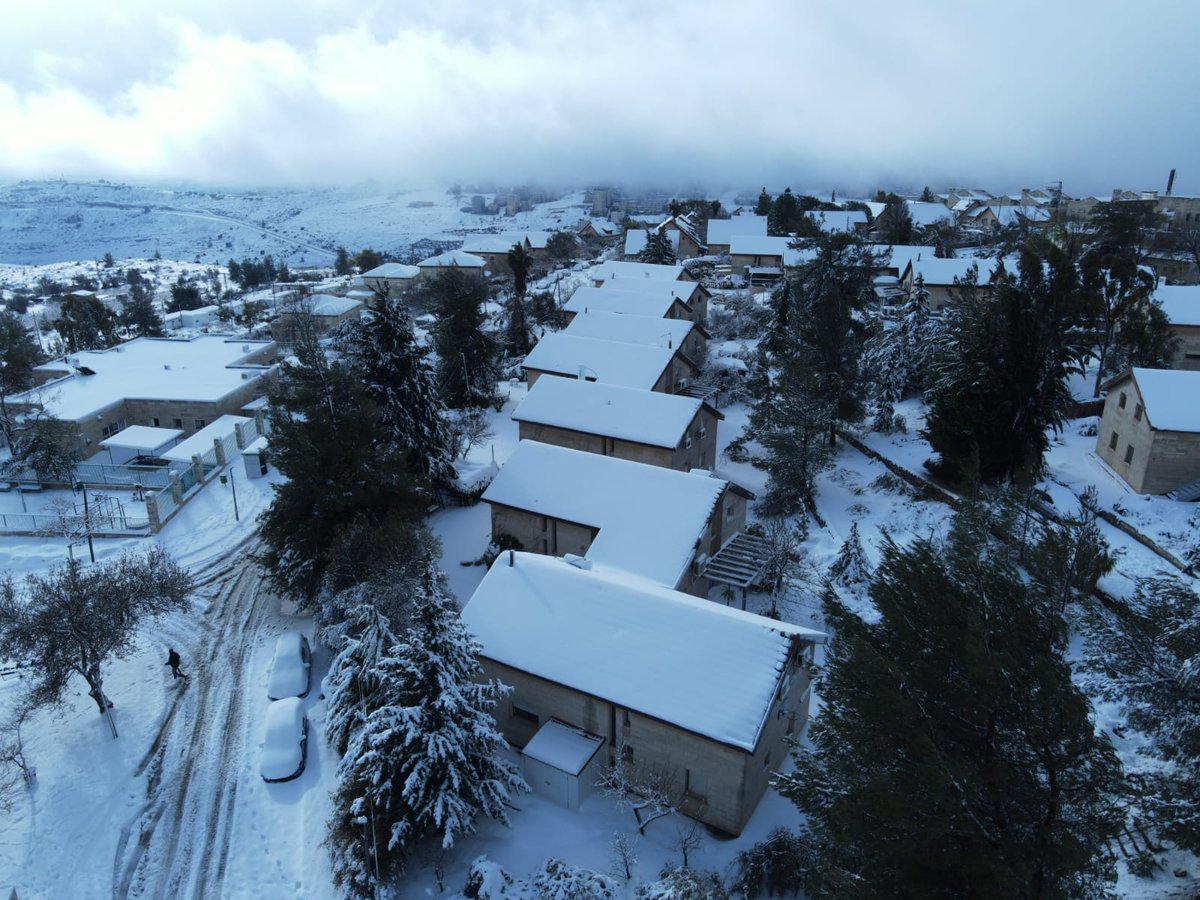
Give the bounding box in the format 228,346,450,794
241,435,270,478
520,720,606,810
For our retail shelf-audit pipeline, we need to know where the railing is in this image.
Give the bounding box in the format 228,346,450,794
74,462,175,489
0,510,151,534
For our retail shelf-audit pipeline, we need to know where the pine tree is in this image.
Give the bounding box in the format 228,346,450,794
924,239,1091,484
828,522,870,588
256,330,424,599
430,270,499,409
334,245,352,276
339,293,457,488
755,187,772,216
121,283,163,337
637,229,677,265
1082,576,1200,854
861,275,937,404
507,242,533,297
328,563,525,892
752,360,835,516
777,501,1123,899
504,291,533,358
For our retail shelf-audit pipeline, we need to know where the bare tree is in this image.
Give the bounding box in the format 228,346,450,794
447,406,495,460
0,703,36,812
0,547,194,736
609,831,638,880
599,757,678,835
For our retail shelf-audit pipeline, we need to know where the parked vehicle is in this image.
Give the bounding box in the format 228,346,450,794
260,697,308,783
267,632,311,700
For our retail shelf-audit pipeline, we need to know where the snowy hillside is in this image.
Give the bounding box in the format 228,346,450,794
0,181,589,267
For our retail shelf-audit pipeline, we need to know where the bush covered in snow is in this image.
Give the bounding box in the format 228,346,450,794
530,858,618,900
730,828,814,898
636,865,727,899
461,855,515,898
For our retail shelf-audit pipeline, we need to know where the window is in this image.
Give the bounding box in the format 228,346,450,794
1124,445,1135,465
173,418,183,429
698,426,707,439
621,744,634,761
622,709,631,727
1108,431,1119,451
684,436,692,449
1118,392,1127,409
511,704,538,726
1134,403,1143,422
726,503,735,518
151,418,161,428
194,418,207,430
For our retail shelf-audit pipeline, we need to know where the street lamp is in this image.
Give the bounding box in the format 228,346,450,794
73,481,95,563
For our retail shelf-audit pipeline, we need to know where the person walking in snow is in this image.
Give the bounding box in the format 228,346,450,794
166,647,188,680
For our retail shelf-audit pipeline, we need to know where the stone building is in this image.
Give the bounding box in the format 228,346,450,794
1095,368,1200,494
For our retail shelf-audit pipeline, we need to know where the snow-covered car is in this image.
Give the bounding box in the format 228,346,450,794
266,632,311,700
260,697,308,783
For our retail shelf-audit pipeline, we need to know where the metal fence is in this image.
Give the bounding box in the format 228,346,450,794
0,510,151,534
74,462,175,489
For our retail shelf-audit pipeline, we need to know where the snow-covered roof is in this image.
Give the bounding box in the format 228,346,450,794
360,262,419,279
875,244,937,272
241,434,269,455
512,375,711,449
416,249,486,269
99,424,183,454
306,294,362,317
520,720,604,775
462,553,826,750
706,214,768,246
521,333,675,389
580,219,619,236
905,201,954,227
594,278,703,302
482,440,728,585
1129,368,1200,432
564,285,688,318
1155,284,1200,326
21,337,277,421
591,261,685,284
905,256,1008,286
161,415,251,463
564,310,694,350
812,210,867,233
623,228,681,257
729,235,791,257
460,234,520,254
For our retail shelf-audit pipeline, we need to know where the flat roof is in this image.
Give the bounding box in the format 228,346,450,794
1155,284,1200,326
360,262,420,279
522,333,674,390
521,720,604,775
161,415,251,462
99,425,183,453
706,214,768,245
483,440,726,586
512,375,707,449
21,337,276,421
1130,368,1200,432
462,553,825,751
563,286,682,318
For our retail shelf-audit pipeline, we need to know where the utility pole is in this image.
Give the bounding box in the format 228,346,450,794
220,469,239,522
74,481,95,563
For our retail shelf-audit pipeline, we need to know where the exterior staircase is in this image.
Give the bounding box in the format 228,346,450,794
1166,478,1200,502
701,531,769,589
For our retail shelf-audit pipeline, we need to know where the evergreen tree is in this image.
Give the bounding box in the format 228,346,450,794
338,293,457,488
1082,576,1200,854
121,283,163,337
167,277,203,312
637,229,677,265
335,245,352,276
924,240,1091,484
430,270,499,408
1080,243,1159,396
506,243,533,296
751,361,835,516
755,187,772,216
0,311,46,444
57,293,117,352
768,188,802,236
2,413,81,484
256,330,424,599
1106,295,1179,374
504,291,533,358
875,199,915,245
777,501,1123,899
861,275,938,404
328,563,525,892
354,248,383,273
828,522,870,588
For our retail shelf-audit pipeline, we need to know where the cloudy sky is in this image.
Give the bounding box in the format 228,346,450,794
1,1,1197,196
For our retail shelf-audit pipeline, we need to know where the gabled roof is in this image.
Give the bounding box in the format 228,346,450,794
459,234,517,254
903,256,1010,286
417,249,486,268
706,214,768,245
522,333,676,389
1112,368,1200,433
482,440,729,585
580,219,619,237
564,309,695,350
307,294,362,316
812,210,867,233
1155,284,1200,326
591,260,685,283
905,201,954,227
624,227,681,257
729,235,791,256
360,262,419,279
564,285,691,318
462,552,825,751
512,374,717,449
874,244,937,272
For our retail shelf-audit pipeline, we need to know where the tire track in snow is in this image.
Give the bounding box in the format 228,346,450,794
112,542,270,900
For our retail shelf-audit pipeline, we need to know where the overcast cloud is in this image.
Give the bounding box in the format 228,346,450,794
1,0,1197,195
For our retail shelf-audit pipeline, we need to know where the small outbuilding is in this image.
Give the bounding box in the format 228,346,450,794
520,721,607,810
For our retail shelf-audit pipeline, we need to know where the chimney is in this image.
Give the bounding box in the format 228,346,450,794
507,549,514,567
1167,169,1177,197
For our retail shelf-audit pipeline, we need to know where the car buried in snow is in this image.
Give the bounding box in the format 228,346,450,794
260,696,308,783
266,632,312,700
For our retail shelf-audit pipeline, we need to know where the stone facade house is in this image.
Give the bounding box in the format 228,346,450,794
1095,368,1200,493
269,295,363,343
512,375,722,471
415,249,487,279
356,262,420,296
1155,284,1200,369
482,440,751,595
899,257,1008,311
564,309,707,367
705,214,768,256
14,336,278,455
521,332,699,394
461,552,826,836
